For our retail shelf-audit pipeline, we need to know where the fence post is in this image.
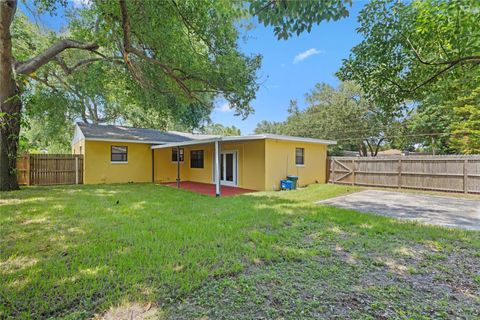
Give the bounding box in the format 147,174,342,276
332,159,336,184
351,159,355,186
75,156,79,185
25,154,31,186
397,158,402,189
463,159,468,194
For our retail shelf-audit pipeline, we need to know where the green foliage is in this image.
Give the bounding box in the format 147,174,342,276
338,0,480,115
254,120,284,135
22,89,74,153
92,0,262,117
449,86,480,154
201,123,241,136
250,0,351,39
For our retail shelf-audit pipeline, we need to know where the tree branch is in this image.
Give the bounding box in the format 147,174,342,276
14,39,99,75
170,0,216,55
54,56,123,75
26,74,58,92
119,0,196,98
403,34,480,67
252,0,276,16
411,62,459,92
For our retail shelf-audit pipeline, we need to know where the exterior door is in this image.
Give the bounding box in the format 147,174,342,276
220,151,237,186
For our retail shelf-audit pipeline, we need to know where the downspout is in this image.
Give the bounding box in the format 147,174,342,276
151,148,155,183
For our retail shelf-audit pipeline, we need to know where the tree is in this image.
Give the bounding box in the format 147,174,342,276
403,62,480,154
201,123,241,136
338,0,480,115
448,84,480,154
253,120,284,134
1,0,352,191
254,81,403,156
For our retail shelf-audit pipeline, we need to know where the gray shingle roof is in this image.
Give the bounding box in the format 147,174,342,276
77,122,217,144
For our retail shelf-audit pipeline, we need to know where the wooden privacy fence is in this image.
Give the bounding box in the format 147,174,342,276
17,154,84,186
328,155,480,194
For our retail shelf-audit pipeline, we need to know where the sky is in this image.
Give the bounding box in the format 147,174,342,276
211,1,367,134
20,0,367,134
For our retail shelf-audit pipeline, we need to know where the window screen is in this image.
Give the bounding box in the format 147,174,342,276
295,148,304,165
190,150,204,168
111,146,128,162
172,148,184,162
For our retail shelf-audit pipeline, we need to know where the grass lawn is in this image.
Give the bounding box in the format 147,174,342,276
1,183,479,319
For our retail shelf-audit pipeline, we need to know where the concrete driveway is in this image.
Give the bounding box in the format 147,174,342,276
317,190,480,231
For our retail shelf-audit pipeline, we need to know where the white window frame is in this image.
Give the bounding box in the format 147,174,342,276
295,147,305,167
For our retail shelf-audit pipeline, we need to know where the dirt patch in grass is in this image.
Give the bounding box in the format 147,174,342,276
95,302,160,320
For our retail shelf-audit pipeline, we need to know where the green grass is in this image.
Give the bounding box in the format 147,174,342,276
0,183,479,319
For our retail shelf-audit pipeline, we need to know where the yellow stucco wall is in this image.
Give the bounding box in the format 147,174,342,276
83,141,152,184
264,139,327,190
75,137,327,190
153,147,189,182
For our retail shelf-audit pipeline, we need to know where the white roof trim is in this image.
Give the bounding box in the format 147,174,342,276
151,135,336,149
151,138,221,149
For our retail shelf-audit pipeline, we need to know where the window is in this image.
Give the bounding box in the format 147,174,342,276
111,146,128,162
171,148,184,162
79,146,82,154
190,150,204,168
295,148,304,165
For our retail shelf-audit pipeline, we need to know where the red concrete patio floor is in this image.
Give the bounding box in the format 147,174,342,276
162,181,256,196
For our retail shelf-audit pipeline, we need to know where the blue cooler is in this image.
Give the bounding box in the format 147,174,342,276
280,179,293,190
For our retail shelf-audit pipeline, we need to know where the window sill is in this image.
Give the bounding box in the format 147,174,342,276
171,161,184,164
111,161,128,164
295,164,305,167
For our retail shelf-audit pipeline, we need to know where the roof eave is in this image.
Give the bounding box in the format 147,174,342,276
151,135,337,149
151,137,221,149
84,137,168,145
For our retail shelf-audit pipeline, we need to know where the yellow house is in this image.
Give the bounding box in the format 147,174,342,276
72,123,336,195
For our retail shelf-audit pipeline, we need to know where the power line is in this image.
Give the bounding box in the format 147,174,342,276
333,131,476,142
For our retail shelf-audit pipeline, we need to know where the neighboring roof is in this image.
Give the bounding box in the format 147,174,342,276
377,149,403,156
74,122,217,145
151,133,336,149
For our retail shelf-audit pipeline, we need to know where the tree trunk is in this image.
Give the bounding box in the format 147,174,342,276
0,0,19,190
358,142,368,157
0,94,21,191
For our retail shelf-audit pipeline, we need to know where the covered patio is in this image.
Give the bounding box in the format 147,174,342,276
152,136,266,197
163,181,255,196
152,138,226,197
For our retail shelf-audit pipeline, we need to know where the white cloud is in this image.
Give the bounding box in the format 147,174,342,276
72,0,91,8
293,48,324,63
215,102,232,113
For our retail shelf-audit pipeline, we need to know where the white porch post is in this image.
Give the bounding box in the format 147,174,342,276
214,140,221,197
176,146,181,188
